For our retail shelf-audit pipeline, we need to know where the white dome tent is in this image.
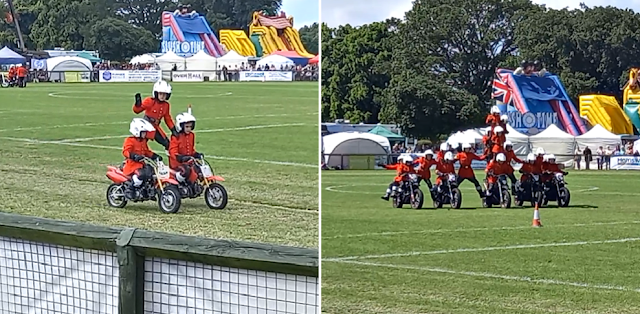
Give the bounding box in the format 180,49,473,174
529,124,576,165
46,56,92,82
576,124,621,150
505,124,532,155
186,50,217,71
156,51,186,71
256,55,294,68
216,50,248,69
322,132,391,169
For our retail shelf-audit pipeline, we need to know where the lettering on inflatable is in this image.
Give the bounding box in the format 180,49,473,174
507,111,558,130
161,41,206,55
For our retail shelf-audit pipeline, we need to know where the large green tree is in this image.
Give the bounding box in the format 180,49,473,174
298,22,318,55
85,18,157,61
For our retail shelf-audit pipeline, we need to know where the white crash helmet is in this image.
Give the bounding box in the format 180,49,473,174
500,114,508,122
536,147,545,155
424,150,434,157
440,142,449,151
403,156,413,163
129,118,155,138
444,151,454,161
496,153,506,162
153,80,172,100
503,140,513,149
494,126,504,133
543,154,556,162
175,112,196,132
526,153,536,162
490,106,500,114
462,142,472,150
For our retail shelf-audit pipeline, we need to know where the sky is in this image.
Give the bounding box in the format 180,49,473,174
320,0,640,27
281,0,319,28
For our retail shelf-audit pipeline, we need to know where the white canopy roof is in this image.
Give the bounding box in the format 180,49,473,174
256,54,294,67
322,132,391,168
186,50,217,71
529,124,576,164
216,50,248,68
576,124,621,150
130,54,155,64
156,51,186,70
46,56,92,71
530,124,574,140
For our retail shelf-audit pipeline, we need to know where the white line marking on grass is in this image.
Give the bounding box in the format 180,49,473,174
232,200,318,214
0,136,317,168
324,237,640,261
576,187,599,192
47,91,234,99
327,260,640,293
0,113,316,133
325,220,640,239
53,123,307,143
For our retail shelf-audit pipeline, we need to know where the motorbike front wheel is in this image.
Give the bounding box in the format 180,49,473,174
558,187,570,207
205,183,228,209
411,189,424,209
158,185,182,214
450,188,462,209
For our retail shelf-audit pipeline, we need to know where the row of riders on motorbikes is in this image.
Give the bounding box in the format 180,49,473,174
105,80,227,214
379,106,571,209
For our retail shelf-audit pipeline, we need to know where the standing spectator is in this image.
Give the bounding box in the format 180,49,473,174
574,146,582,170
17,64,28,88
583,146,592,170
596,146,604,170
604,146,613,170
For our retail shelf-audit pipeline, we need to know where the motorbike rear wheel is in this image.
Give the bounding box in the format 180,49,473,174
205,183,228,209
106,183,127,208
392,195,403,208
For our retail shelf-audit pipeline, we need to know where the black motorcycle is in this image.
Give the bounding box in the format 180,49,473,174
542,172,570,207
432,173,462,209
391,174,424,209
482,174,511,208
514,173,544,207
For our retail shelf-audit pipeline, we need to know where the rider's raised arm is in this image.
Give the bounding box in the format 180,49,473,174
133,96,154,114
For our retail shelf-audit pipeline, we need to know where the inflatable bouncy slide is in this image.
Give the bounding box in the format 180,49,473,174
492,69,588,135
161,10,226,57
220,11,314,58
578,69,640,135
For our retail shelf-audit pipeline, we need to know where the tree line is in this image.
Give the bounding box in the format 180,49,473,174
0,0,318,61
321,0,640,140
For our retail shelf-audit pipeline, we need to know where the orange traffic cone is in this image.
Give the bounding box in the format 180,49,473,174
532,204,542,227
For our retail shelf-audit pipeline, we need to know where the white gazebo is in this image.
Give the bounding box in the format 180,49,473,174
186,50,218,71
216,50,248,69
529,124,576,165
156,51,186,71
256,54,294,68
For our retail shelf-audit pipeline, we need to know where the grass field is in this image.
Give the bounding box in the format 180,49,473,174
0,82,318,248
321,169,640,313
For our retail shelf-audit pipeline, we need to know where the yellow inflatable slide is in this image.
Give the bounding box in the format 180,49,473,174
219,30,256,57
579,95,633,134
250,11,315,58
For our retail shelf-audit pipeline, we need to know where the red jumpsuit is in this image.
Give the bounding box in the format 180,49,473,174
456,151,485,179
491,132,506,154
435,161,455,185
485,160,508,184
532,156,544,175
169,132,198,182
133,97,176,141
504,150,523,175
415,157,437,180
384,163,414,182
541,161,560,182
122,137,155,176
486,113,500,126
519,163,534,182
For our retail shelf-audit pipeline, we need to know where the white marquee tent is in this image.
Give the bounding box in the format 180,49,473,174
576,124,621,150
186,50,217,71
256,54,294,68
529,124,576,165
446,129,484,147
130,54,156,64
216,50,248,69
156,51,186,71
322,132,390,168
46,56,92,82
505,124,531,155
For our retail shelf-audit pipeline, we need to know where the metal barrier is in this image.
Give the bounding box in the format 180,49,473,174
0,213,318,314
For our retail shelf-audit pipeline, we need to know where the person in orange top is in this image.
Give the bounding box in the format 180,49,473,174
133,80,178,150
486,106,501,126
415,150,437,186
455,143,486,198
541,154,567,183
17,64,28,88
502,140,523,191
122,118,163,199
169,111,204,188
518,153,536,183
532,147,545,175
485,153,508,196
434,152,456,192
7,65,16,83
380,155,415,201
436,143,449,161
491,126,506,155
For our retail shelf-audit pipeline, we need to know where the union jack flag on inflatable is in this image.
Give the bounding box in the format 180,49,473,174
492,71,512,105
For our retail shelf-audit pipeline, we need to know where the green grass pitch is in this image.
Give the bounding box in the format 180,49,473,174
321,169,640,313
0,82,318,248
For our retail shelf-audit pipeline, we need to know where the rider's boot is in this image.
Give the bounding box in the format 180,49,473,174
476,186,485,198
381,188,391,201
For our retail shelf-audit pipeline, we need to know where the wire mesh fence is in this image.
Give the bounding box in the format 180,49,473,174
0,214,318,314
